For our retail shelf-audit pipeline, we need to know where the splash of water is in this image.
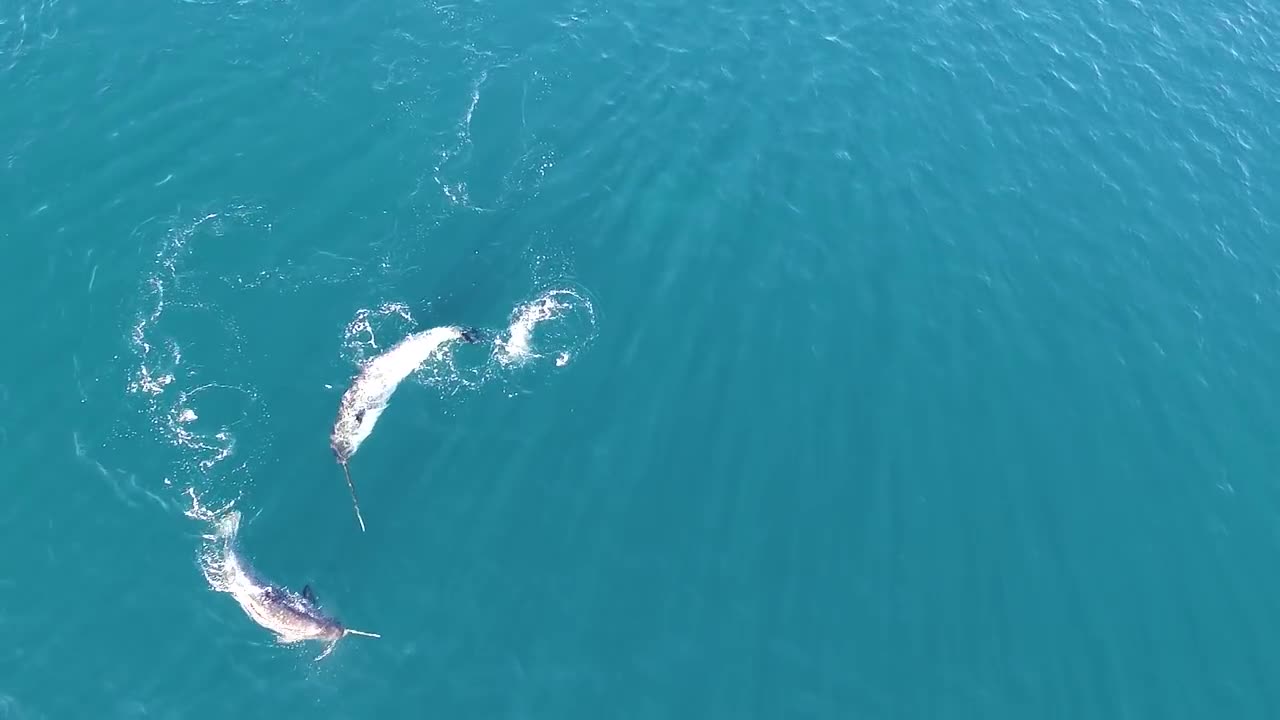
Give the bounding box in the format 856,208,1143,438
494,288,597,368
184,487,241,593
341,301,417,364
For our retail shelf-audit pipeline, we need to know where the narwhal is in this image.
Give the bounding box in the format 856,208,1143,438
330,324,484,531
212,510,380,660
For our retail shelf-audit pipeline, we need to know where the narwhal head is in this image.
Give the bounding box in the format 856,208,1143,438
293,589,382,660
312,619,382,661
314,619,346,644
330,405,378,464
329,432,353,465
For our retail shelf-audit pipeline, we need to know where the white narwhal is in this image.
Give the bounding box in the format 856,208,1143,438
212,510,380,660
329,324,483,531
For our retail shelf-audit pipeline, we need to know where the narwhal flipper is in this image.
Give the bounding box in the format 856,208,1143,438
315,640,339,661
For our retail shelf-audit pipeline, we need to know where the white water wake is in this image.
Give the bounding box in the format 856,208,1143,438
124,205,272,511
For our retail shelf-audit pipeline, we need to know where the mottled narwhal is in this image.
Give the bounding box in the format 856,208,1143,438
330,324,483,530
212,510,380,660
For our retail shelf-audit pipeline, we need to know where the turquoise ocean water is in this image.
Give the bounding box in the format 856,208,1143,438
3,0,1280,717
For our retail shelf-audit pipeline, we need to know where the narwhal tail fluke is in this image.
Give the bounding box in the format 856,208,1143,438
341,462,367,532
344,629,382,638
